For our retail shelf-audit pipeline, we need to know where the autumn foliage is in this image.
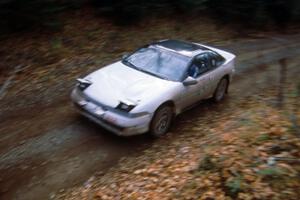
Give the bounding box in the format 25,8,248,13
58,82,300,200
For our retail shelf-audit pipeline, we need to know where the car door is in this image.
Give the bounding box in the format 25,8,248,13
180,53,212,108
205,51,226,95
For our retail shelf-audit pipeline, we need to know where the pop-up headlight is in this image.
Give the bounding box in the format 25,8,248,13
77,78,92,91
116,102,135,112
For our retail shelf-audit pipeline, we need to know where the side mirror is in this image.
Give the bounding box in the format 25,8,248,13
122,53,129,59
183,76,198,86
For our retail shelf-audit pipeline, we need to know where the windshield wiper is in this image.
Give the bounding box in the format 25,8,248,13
122,59,137,69
138,68,170,80
122,60,170,81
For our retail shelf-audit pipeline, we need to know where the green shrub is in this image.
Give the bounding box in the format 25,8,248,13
225,176,243,195
256,134,271,142
257,167,283,179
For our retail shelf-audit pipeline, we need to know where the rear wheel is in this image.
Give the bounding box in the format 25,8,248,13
213,78,229,102
149,105,173,137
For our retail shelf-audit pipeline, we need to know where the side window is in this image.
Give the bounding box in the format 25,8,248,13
208,52,225,68
188,54,210,78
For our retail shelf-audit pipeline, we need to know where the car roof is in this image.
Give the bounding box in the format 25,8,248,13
153,39,209,57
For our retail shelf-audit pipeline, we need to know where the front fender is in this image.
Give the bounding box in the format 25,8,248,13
130,83,181,116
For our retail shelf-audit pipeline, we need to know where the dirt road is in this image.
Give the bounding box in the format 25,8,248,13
0,33,300,200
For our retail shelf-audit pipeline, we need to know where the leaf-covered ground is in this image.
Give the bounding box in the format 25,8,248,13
57,79,300,200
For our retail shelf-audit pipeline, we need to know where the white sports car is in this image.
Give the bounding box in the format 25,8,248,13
71,40,235,136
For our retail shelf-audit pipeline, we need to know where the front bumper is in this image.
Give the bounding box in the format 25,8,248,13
71,89,151,136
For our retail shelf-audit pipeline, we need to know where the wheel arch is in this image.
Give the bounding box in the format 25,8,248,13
149,100,176,137
221,74,230,93
150,100,176,124
156,100,176,114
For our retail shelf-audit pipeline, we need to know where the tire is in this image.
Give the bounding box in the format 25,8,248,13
149,105,173,137
213,77,229,102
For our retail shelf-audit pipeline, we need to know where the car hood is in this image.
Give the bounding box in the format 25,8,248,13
83,61,172,108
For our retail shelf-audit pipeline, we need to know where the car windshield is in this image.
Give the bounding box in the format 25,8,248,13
122,46,190,81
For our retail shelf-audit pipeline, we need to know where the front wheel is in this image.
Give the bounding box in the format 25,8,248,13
149,105,173,137
213,78,229,102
